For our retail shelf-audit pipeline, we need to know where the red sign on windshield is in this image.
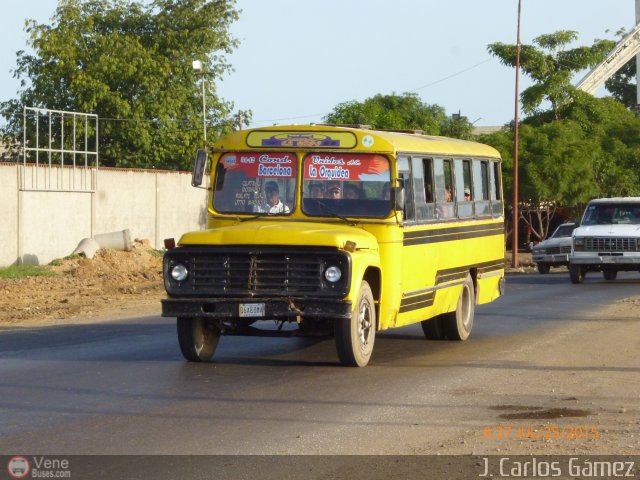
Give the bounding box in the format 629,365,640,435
221,152,297,178
303,153,389,181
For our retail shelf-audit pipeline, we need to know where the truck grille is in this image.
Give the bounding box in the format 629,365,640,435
584,237,638,252
546,246,571,254
164,247,350,297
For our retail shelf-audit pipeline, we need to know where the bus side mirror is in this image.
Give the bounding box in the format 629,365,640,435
392,186,405,210
191,149,207,187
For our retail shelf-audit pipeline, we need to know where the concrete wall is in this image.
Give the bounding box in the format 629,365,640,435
0,163,209,266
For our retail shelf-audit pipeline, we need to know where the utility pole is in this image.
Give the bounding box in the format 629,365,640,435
636,0,640,105
512,0,522,268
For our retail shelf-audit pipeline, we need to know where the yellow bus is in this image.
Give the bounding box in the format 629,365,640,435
162,125,505,367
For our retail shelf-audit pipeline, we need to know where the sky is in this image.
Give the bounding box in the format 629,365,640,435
0,0,636,128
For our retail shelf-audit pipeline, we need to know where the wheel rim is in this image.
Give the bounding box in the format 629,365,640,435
358,299,373,351
193,318,214,356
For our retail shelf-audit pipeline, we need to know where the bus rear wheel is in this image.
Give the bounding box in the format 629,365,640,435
421,316,446,340
177,317,220,362
335,281,375,367
440,274,475,341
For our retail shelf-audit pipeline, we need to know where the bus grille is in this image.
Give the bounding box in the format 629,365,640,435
183,252,325,295
584,237,639,252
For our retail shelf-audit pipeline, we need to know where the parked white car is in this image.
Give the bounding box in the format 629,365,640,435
569,197,640,283
531,222,578,274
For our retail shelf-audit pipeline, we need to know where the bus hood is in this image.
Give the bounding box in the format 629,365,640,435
178,221,379,251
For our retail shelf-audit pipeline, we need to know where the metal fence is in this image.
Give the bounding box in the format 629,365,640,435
21,107,99,192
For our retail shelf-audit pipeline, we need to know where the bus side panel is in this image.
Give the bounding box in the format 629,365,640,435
394,221,504,328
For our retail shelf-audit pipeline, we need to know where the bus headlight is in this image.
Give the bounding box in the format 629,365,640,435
171,264,189,282
324,266,342,283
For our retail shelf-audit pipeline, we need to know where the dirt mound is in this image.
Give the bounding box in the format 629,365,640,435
0,239,164,326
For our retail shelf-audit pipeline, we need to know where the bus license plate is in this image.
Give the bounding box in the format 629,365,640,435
240,303,265,318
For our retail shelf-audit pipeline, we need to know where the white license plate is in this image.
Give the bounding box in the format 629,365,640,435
601,256,615,263
239,303,265,318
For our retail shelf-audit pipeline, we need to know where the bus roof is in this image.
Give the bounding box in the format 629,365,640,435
213,124,501,159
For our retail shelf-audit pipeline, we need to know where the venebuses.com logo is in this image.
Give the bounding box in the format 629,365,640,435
7,456,30,479
7,456,71,478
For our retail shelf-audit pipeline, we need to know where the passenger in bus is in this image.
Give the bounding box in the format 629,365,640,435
309,182,324,199
327,182,341,199
438,185,454,218
256,181,290,214
445,185,453,202
344,183,364,200
464,187,472,201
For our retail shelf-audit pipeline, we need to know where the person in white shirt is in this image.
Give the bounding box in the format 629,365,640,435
257,181,290,214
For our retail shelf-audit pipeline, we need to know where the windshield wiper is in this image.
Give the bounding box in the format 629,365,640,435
316,201,357,226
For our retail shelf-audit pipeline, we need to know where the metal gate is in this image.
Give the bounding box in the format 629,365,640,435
21,107,99,192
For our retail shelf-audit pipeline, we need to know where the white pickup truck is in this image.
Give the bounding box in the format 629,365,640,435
569,197,640,283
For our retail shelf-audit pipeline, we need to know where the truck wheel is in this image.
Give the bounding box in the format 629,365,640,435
421,315,446,340
177,317,220,362
335,281,375,367
537,263,550,274
603,270,617,281
440,274,475,341
569,264,585,284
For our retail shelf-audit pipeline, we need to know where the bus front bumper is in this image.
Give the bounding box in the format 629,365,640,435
161,297,353,321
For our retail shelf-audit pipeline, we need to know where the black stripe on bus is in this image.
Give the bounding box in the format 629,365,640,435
400,258,504,314
437,259,505,282
399,292,435,313
403,222,504,246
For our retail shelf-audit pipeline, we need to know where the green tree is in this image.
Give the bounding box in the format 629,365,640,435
481,121,599,241
488,31,614,119
605,58,637,108
323,92,473,139
1,0,241,169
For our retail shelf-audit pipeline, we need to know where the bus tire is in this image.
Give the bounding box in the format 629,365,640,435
421,316,446,340
537,263,550,274
441,274,475,341
569,264,585,284
177,317,220,362
335,281,375,367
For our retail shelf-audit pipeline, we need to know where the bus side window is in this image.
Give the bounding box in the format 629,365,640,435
473,160,491,216
397,156,415,221
491,161,503,216
412,157,435,221
435,158,455,219
456,159,474,218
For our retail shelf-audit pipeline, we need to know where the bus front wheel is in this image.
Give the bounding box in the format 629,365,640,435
440,274,475,341
177,317,220,362
335,281,376,367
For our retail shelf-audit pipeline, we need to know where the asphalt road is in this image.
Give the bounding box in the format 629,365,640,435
1,271,639,460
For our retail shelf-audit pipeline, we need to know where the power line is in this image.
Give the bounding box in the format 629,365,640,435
409,58,495,92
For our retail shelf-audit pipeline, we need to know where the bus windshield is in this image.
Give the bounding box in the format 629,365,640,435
302,153,391,218
213,152,297,214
